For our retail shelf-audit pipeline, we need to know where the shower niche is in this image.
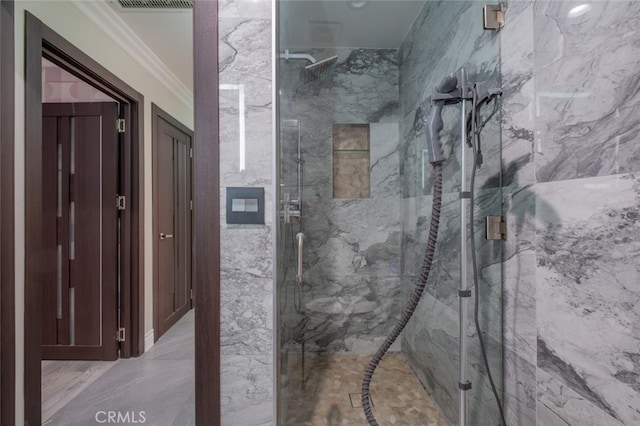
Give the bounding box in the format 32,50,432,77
332,123,370,199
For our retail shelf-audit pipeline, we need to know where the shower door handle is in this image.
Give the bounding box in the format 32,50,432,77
296,232,305,283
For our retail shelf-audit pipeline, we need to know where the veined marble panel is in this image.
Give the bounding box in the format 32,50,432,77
537,369,625,426
219,18,271,80
219,18,274,224
536,173,640,425
533,1,640,182
297,123,402,354
221,355,274,426
278,47,402,354
501,0,535,188
280,48,399,125
499,3,539,423
399,3,503,424
219,0,270,19
400,0,501,198
220,226,273,356
219,10,274,426
504,346,537,426
402,188,503,339
401,289,503,426
401,186,503,426
502,184,536,363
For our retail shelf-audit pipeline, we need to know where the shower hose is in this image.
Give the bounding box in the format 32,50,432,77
361,163,443,426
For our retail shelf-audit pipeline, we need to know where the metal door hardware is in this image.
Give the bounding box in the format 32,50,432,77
159,233,174,240
296,232,305,283
485,216,506,240
116,195,126,210
116,118,126,133
483,4,505,31
116,327,126,342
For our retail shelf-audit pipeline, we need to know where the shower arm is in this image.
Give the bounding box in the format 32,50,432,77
279,49,317,64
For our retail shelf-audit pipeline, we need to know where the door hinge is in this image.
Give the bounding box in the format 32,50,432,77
485,216,506,240
116,327,126,342
117,195,126,210
190,289,193,300
190,148,193,158
190,200,193,210
116,119,126,133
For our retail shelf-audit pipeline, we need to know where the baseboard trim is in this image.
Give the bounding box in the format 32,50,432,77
144,329,155,353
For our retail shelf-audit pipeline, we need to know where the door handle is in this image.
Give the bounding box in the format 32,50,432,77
160,233,174,240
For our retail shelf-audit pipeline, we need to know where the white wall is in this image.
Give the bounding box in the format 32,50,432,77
13,1,193,423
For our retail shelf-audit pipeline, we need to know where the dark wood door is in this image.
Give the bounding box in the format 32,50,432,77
41,102,119,361
154,113,192,340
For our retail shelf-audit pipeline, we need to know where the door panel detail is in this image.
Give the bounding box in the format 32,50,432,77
153,112,193,340
41,102,119,361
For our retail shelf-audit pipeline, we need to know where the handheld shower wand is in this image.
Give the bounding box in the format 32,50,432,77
425,74,459,164
362,70,506,426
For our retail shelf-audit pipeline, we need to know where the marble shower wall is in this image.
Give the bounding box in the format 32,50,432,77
398,2,502,425
501,1,640,425
218,1,274,425
279,48,403,354
535,175,640,426
500,1,538,424
214,1,640,425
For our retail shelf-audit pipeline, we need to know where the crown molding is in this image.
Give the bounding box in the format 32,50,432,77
73,1,193,109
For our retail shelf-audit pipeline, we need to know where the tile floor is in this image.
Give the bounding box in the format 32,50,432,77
42,359,118,423
283,352,448,426
42,310,195,426
43,312,445,425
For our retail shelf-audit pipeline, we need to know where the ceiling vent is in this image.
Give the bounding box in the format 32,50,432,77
117,0,193,9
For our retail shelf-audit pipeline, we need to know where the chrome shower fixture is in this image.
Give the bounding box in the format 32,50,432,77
424,70,502,166
279,49,338,83
279,49,318,64
425,73,460,164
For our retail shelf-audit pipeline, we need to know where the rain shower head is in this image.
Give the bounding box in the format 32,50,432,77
280,49,338,83
301,55,338,83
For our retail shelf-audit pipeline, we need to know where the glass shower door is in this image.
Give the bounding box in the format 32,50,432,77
276,1,503,425
276,117,306,424
400,2,503,425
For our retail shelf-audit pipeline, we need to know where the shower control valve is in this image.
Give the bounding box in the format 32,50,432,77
281,193,301,223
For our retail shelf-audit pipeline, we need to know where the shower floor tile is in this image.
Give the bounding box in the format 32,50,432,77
284,352,447,426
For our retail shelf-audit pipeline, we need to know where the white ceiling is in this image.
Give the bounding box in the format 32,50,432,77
105,0,193,89
280,1,426,49
99,0,426,94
